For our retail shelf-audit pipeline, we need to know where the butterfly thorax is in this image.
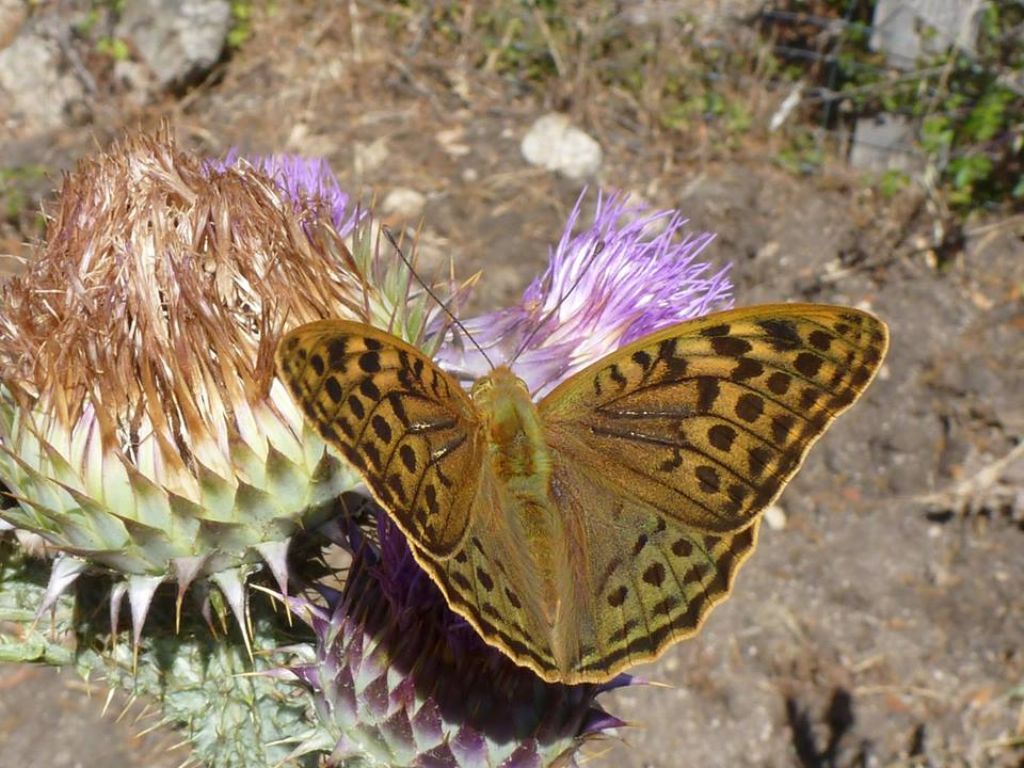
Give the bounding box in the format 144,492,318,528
470,366,552,488
470,365,562,624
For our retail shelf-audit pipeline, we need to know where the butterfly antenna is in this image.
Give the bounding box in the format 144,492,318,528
509,239,606,365
382,226,494,369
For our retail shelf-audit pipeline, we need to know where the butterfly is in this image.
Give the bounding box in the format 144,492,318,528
276,303,888,684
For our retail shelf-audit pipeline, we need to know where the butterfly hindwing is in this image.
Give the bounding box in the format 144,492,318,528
276,320,482,556
548,455,761,681
422,474,559,676
541,304,889,534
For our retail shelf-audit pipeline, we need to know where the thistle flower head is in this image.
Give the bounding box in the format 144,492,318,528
436,192,733,396
207,151,363,236
0,128,445,647
286,509,627,767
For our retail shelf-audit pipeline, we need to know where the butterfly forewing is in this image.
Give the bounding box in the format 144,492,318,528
540,304,889,534
276,320,482,556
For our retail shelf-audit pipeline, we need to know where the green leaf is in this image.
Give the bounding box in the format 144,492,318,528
963,89,1012,143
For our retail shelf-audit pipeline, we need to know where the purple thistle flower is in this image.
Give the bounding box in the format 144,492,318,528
435,191,733,397
208,151,363,235
285,508,627,766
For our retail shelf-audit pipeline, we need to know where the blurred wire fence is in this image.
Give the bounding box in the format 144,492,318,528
743,1,1021,208
445,0,1019,210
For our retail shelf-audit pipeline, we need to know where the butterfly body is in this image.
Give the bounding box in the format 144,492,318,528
470,365,566,630
277,305,889,683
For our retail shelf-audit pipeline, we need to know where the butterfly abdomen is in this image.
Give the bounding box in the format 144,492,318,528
473,366,565,626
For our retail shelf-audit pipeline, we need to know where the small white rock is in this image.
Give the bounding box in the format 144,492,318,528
763,504,787,530
382,188,427,220
352,137,389,176
755,241,781,261
116,0,232,90
0,31,87,131
435,126,470,157
521,113,602,180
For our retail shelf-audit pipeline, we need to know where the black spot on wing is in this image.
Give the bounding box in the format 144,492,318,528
735,393,764,423
697,377,720,412
324,376,343,403
358,352,381,373
771,414,795,445
711,336,752,357
708,424,736,452
607,585,628,607
632,350,653,371
387,392,408,424
643,562,666,587
476,567,494,592
360,378,381,401
794,352,823,378
610,365,628,389
371,414,393,443
327,338,347,369
701,324,730,337
731,357,763,382
766,371,792,395
808,330,833,351
800,387,822,410
399,444,417,473
347,395,365,420
696,465,720,493
759,319,801,351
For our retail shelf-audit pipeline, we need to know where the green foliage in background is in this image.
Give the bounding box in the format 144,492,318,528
387,0,569,82
96,36,130,61
0,166,49,238
827,1,1024,211
388,0,1021,212
387,1,757,149
228,0,259,49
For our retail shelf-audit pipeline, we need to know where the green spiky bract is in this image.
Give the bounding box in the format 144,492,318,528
0,538,320,768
